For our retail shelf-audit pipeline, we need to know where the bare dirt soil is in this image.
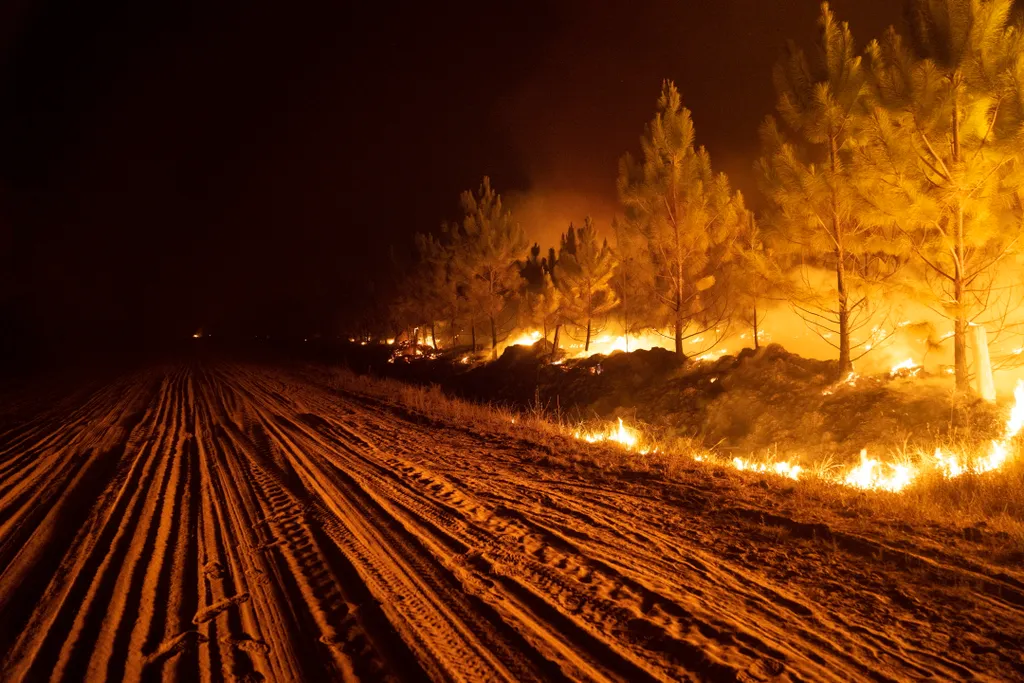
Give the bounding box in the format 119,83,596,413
1,361,1022,681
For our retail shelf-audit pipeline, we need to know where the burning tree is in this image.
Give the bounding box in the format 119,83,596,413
519,243,563,352
756,3,894,374
555,218,619,353
859,0,1024,390
618,80,746,360
611,215,657,350
447,177,527,359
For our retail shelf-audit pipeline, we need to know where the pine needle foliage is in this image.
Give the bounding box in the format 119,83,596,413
756,3,895,373
618,80,747,359
519,243,564,351
555,218,620,352
446,177,527,358
860,0,1024,389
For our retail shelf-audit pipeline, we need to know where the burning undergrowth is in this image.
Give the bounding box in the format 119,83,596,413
334,339,1024,496
373,341,1002,465
312,360,1024,539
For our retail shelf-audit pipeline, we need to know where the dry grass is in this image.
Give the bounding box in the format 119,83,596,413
787,455,1024,552
312,365,1024,548
325,368,563,439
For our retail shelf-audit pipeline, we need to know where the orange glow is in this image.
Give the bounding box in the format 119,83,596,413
573,380,1024,494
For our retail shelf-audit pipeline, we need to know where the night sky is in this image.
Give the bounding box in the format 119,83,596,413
0,0,901,355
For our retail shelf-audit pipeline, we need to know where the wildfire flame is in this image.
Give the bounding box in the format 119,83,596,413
822,371,860,395
572,380,1024,495
510,330,543,347
931,380,1024,479
889,358,921,376
508,328,741,360
732,457,803,480
843,451,916,493
574,417,657,454
566,332,675,358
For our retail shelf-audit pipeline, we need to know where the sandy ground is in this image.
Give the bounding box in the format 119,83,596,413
1,362,1022,681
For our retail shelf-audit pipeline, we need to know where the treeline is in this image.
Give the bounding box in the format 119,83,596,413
379,2,1024,390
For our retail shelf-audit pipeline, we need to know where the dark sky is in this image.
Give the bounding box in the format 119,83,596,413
0,0,900,349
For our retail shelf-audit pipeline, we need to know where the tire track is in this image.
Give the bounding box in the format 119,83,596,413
2,361,1021,681
229,375,551,682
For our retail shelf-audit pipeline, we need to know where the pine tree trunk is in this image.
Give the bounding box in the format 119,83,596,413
585,318,592,352
753,305,759,351
673,188,685,361
430,321,437,351
620,264,630,353
954,205,969,390
675,262,685,359
674,304,684,358
451,318,457,349
951,75,969,392
750,213,760,352
551,324,561,360
831,133,852,375
490,315,498,360
837,257,851,373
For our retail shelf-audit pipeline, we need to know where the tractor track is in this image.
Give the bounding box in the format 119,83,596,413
0,361,1021,681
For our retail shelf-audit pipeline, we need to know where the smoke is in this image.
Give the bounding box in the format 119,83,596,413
504,187,618,251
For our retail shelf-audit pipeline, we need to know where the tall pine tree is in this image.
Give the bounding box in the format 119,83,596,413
860,0,1024,389
519,243,564,350
618,81,746,360
756,3,880,374
448,177,527,359
415,232,464,349
611,215,658,350
556,218,620,352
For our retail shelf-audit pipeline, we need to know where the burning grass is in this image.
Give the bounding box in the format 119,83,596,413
309,364,1024,546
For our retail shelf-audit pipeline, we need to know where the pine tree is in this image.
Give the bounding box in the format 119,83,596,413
860,0,1024,390
415,232,463,349
618,81,746,360
728,213,785,350
532,275,564,350
448,177,527,360
519,243,564,350
555,218,620,352
611,215,657,350
755,3,879,374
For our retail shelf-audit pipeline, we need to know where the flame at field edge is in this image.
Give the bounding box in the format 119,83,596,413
569,380,1024,494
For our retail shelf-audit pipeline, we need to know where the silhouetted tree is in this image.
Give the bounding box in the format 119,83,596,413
727,213,788,350
519,243,564,352
415,232,465,349
556,218,619,352
447,177,527,359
